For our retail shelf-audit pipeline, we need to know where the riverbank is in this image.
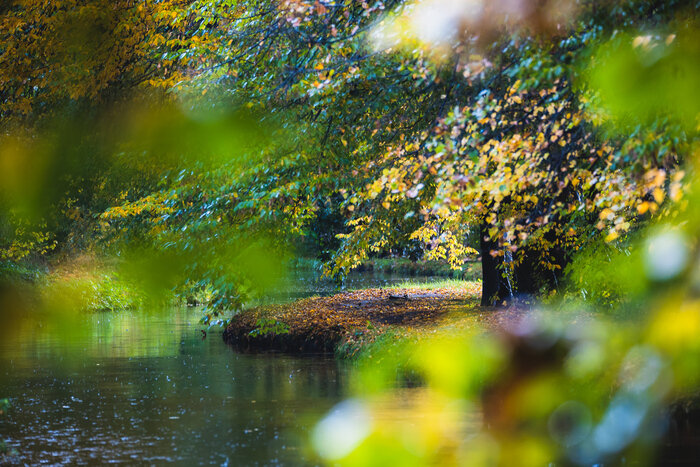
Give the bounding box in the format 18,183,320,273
222,280,514,358
2,254,205,314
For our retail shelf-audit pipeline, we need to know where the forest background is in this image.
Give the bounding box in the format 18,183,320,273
2,1,700,463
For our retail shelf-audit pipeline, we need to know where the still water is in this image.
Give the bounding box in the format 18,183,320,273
0,308,348,465
0,271,442,465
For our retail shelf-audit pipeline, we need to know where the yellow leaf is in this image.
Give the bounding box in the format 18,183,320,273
599,208,614,221
648,301,700,354
604,231,619,242
653,187,665,203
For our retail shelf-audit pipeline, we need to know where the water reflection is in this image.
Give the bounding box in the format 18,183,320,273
0,271,456,464
0,308,348,465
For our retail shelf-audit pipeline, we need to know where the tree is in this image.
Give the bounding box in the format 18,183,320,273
99,0,482,317
0,0,185,123
29,0,695,314
323,0,694,305
0,0,190,261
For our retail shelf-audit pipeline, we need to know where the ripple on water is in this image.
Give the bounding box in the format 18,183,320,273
0,307,350,465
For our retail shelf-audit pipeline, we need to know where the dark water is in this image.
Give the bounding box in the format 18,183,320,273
0,308,348,465
0,271,456,465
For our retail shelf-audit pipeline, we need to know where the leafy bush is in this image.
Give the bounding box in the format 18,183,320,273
41,272,144,312
248,318,290,337
0,398,17,459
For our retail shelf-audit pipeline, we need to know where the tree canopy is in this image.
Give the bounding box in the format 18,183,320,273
1,0,698,316
3,1,700,465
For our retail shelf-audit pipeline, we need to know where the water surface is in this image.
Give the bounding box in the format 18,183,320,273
0,271,457,464
0,308,348,465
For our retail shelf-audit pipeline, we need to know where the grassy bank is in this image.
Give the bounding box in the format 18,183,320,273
388,278,482,290
355,258,482,280
0,255,149,313
3,254,225,313
39,256,146,312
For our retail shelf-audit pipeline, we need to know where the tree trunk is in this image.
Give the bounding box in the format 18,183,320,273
480,223,512,306
480,223,567,306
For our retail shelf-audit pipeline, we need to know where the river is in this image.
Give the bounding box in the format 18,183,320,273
0,307,351,465
0,272,441,465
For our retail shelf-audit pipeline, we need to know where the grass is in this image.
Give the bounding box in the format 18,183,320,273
34,254,214,312
37,254,146,312
387,278,481,291
0,260,45,284
42,270,144,312
357,258,482,279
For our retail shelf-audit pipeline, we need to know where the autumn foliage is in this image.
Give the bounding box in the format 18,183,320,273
1,0,698,311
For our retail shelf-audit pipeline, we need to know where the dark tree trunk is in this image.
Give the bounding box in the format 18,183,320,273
480,223,568,306
480,223,512,306
512,252,540,296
